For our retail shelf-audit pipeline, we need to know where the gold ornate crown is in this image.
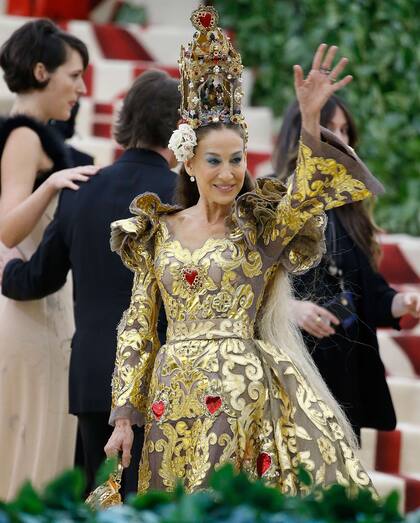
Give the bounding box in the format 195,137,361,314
178,6,247,140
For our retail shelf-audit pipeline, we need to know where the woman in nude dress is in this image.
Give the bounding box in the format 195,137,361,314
0,19,97,500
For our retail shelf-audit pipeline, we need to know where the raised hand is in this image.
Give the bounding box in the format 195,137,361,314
294,44,352,131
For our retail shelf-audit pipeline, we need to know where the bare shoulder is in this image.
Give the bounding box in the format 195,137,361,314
2,126,43,167
1,127,45,198
4,125,43,150
1,126,50,180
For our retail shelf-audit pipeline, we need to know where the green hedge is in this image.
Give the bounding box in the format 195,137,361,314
211,0,420,235
0,462,411,523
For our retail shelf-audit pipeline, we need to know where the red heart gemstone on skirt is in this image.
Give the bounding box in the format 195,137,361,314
257,452,272,477
151,401,165,420
184,269,198,286
205,395,222,414
199,12,212,28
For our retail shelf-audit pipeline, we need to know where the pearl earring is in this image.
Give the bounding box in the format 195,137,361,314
190,176,195,182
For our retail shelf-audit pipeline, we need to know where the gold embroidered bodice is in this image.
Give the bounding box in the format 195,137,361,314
110,131,380,426
107,131,383,494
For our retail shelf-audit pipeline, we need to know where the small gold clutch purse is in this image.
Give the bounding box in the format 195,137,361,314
85,459,123,510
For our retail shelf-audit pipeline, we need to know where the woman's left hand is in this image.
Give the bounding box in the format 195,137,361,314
391,291,420,319
294,44,353,125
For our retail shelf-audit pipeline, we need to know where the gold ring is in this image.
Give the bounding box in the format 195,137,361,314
315,316,322,323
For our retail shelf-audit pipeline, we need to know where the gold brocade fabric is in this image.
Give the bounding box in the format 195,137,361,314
110,139,376,495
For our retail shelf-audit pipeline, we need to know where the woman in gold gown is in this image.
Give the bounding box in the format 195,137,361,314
105,7,383,495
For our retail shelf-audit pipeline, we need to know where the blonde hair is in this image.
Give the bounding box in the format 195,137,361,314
259,267,358,449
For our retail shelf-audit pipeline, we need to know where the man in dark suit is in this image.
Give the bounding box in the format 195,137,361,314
2,70,180,496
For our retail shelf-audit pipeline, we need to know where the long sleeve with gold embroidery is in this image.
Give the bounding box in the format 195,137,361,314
109,216,160,427
232,127,384,274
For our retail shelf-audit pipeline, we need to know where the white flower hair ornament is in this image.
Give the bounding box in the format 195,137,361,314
168,123,197,163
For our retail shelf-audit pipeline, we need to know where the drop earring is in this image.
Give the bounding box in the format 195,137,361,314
190,176,195,182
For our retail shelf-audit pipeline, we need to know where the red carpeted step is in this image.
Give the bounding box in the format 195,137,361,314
375,430,402,475
379,243,420,285
404,475,420,512
83,64,94,97
93,24,154,61
6,0,89,18
364,426,420,511
394,336,420,376
246,151,271,177
399,314,419,330
6,0,32,16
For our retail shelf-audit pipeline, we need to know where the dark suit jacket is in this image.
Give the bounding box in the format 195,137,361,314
2,148,176,414
293,209,397,432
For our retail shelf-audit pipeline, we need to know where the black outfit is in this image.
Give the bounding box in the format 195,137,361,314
2,148,176,495
66,145,94,167
0,115,71,186
293,209,398,440
48,104,94,168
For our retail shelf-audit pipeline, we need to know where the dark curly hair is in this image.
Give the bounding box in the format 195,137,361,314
176,122,254,208
0,19,89,94
114,70,180,149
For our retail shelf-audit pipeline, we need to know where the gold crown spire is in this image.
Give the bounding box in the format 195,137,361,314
178,6,247,140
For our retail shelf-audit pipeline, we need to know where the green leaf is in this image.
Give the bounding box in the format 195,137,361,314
94,457,119,488
0,463,406,521
7,482,44,515
297,466,312,487
114,4,147,24
128,490,174,511
383,490,402,519
209,463,237,492
213,0,420,234
42,468,85,509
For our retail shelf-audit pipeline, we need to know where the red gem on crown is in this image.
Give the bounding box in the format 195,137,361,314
199,12,213,29
190,6,218,32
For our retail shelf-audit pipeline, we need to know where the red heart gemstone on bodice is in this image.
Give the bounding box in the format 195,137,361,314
199,12,212,28
151,401,165,420
183,269,199,287
257,452,272,477
205,395,222,414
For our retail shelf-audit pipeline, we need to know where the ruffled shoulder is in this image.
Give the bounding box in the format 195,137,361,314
228,177,326,274
228,177,287,247
111,192,180,271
